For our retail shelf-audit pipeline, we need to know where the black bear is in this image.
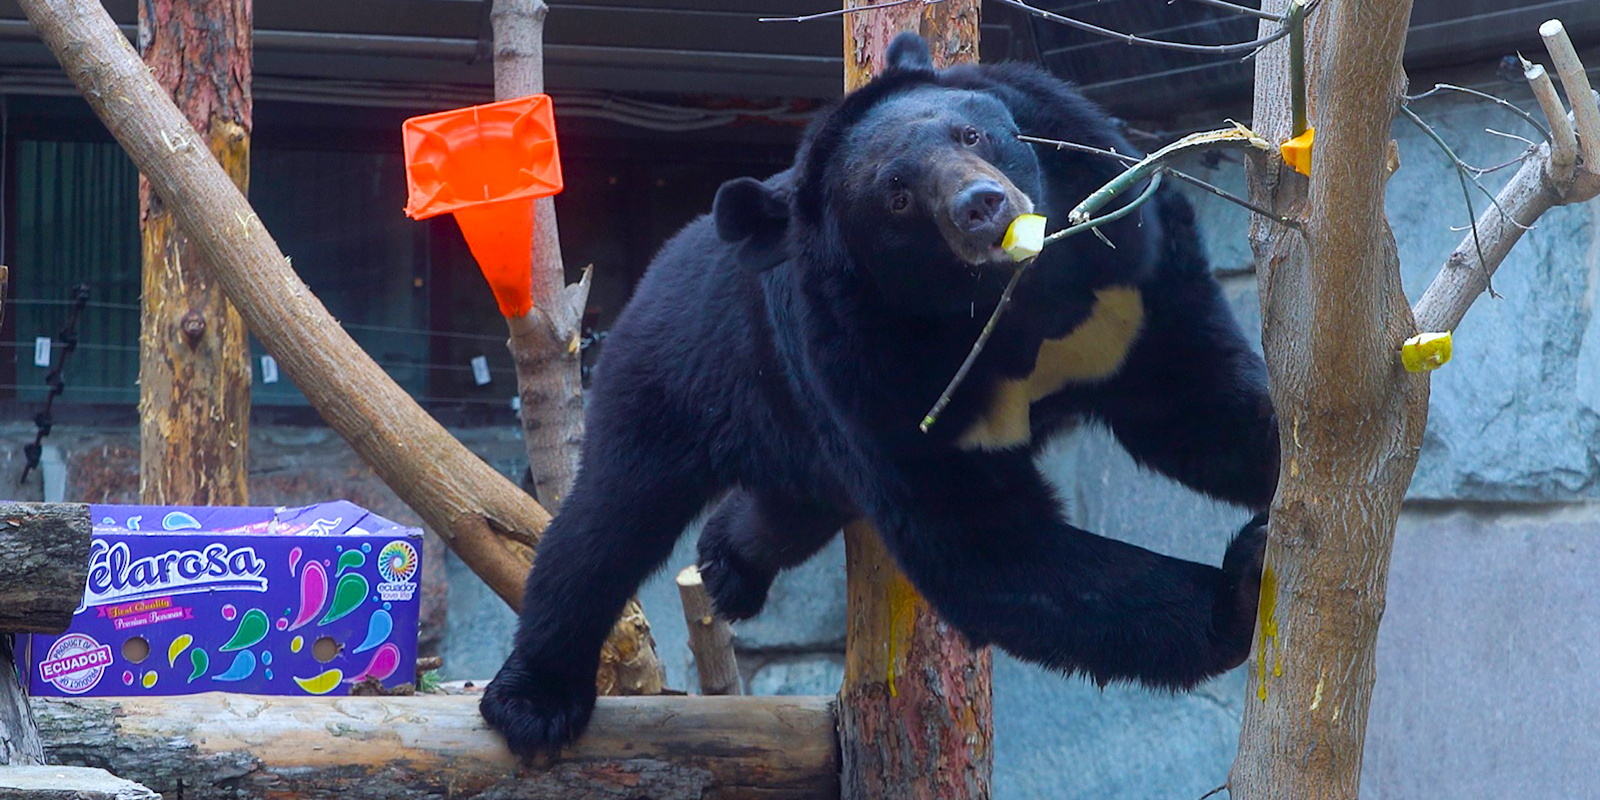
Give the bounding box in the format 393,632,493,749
480,33,1278,754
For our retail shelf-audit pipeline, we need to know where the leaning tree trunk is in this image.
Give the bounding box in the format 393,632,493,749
837,4,993,799
488,0,662,698
1231,0,1429,796
137,0,252,505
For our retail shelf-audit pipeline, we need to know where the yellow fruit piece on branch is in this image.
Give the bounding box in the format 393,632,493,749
1002,214,1047,262
1401,331,1453,372
1280,128,1315,176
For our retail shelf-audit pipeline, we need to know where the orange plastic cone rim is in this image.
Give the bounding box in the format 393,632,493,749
402,95,564,318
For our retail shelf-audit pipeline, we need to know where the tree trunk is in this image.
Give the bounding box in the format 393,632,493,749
1231,1,1428,797
491,0,588,515
837,6,991,799
14,0,663,685
35,694,839,800
488,0,661,698
137,0,252,506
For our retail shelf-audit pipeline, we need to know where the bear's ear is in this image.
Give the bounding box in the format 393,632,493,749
714,176,791,272
885,32,935,75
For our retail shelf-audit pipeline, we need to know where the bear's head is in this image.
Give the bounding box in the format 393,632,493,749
715,34,1044,313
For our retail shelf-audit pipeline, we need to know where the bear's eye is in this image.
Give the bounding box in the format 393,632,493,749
889,191,912,214
961,126,982,147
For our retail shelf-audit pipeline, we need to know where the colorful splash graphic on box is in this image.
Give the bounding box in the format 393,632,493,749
24,501,422,698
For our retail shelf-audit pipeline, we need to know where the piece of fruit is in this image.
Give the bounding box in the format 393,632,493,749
1002,214,1047,261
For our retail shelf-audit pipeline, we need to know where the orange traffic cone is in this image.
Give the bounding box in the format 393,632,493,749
402,95,564,318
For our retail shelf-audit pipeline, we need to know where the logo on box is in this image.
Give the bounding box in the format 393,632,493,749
40,633,112,695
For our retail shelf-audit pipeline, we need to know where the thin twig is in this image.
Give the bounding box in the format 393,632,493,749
1400,104,1499,298
920,174,1164,432
759,0,943,23
1017,134,1300,229
1467,154,1534,178
990,0,1295,56
1405,83,1551,144
1198,785,1229,800
1484,128,1537,148
1171,0,1283,22
1287,0,1308,136
1401,106,1536,230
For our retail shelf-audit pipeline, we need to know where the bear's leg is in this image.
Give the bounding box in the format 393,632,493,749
861,448,1266,690
696,491,851,619
479,442,715,755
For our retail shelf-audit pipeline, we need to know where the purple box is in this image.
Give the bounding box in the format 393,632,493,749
24,501,422,697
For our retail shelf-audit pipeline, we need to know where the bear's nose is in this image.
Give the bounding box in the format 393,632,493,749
953,181,1009,234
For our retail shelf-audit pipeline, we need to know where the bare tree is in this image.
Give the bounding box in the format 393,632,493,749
1233,5,1600,798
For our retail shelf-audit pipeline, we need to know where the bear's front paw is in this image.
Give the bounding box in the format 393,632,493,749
1216,512,1270,666
479,666,597,756
697,533,776,621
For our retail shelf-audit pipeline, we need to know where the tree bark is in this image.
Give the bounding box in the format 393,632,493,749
35,694,839,800
137,0,252,506
837,5,991,799
14,0,662,681
0,502,91,634
488,0,661,698
1231,1,1428,797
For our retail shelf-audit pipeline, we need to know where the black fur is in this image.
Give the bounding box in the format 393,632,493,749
480,33,1278,756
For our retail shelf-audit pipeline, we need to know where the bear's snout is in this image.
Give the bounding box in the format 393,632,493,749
953,181,1010,237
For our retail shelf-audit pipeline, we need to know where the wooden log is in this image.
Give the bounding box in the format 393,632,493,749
676,566,741,696
0,765,159,800
36,693,840,800
0,503,90,633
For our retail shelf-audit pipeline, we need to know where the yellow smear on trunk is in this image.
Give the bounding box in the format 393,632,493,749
1256,564,1280,702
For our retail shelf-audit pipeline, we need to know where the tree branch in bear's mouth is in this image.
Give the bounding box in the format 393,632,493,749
920,124,1282,434
1016,135,1300,232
